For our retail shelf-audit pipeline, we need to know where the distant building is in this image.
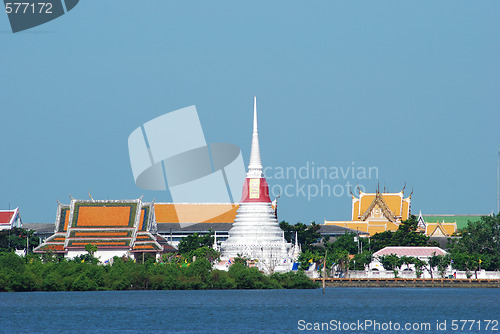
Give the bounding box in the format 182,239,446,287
421,214,484,230
22,223,54,243
324,186,411,236
424,220,457,237
155,203,239,247
0,207,22,230
370,246,447,272
34,199,166,262
415,212,492,237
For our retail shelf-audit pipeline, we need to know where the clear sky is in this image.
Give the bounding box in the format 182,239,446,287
0,1,499,225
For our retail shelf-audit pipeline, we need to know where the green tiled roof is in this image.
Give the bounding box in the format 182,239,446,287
422,215,484,229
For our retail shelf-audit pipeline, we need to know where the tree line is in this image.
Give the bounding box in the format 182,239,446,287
0,251,318,292
0,232,318,292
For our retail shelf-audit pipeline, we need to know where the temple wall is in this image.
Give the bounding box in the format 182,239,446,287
66,250,129,263
335,270,500,280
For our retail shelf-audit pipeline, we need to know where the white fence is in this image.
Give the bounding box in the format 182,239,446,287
339,269,500,280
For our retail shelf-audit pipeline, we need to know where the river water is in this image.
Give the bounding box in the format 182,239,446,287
0,288,498,333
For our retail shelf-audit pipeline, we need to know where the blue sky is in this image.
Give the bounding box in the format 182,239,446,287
0,1,499,224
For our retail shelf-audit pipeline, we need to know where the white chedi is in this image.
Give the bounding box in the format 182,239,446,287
219,97,296,273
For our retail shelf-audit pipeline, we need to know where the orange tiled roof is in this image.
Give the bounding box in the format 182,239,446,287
0,211,15,226
425,222,457,237
34,233,67,253
36,199,162,254
72,205,134,228
154,203,238,224
131,231,162,252
353,191,410,221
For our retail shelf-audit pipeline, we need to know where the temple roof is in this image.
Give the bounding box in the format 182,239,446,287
0,211,15,226
154,203,239,224
425,221,457,237
373,246,446,257
35,199,162,254
352,188,411,222
0,208,21,229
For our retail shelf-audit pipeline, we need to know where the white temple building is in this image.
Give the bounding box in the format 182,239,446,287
219,97,298,273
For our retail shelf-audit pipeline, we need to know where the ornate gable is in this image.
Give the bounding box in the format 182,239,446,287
360,192,396,222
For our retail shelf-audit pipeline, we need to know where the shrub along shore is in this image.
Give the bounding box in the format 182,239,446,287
0,252,319,292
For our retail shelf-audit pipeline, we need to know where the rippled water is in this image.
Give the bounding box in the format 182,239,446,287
0,288,498,333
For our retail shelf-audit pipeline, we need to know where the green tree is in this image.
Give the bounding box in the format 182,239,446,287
349,251,372,270
399,256,416,271
0,228,39,253
191,246,220,264
178,232,214,254
427,253,441,279
370,216,429,252
448,214,500,271
436,254,451,278
208,270,236,289
413,258,426,278
85,243,98,257
378,254,401,277
326,233,358,254
279,221,321,251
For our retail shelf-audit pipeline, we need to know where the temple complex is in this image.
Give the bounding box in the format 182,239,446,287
219,97,295,272
34,198,166,262
325,186,412,236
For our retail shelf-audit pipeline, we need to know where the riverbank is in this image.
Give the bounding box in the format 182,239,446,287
313,278,500,288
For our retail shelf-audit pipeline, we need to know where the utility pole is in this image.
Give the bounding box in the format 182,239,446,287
322,250,327,295
356,228,360,254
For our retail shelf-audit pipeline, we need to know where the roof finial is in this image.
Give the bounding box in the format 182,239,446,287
88,189,95,202
247,96,263,178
